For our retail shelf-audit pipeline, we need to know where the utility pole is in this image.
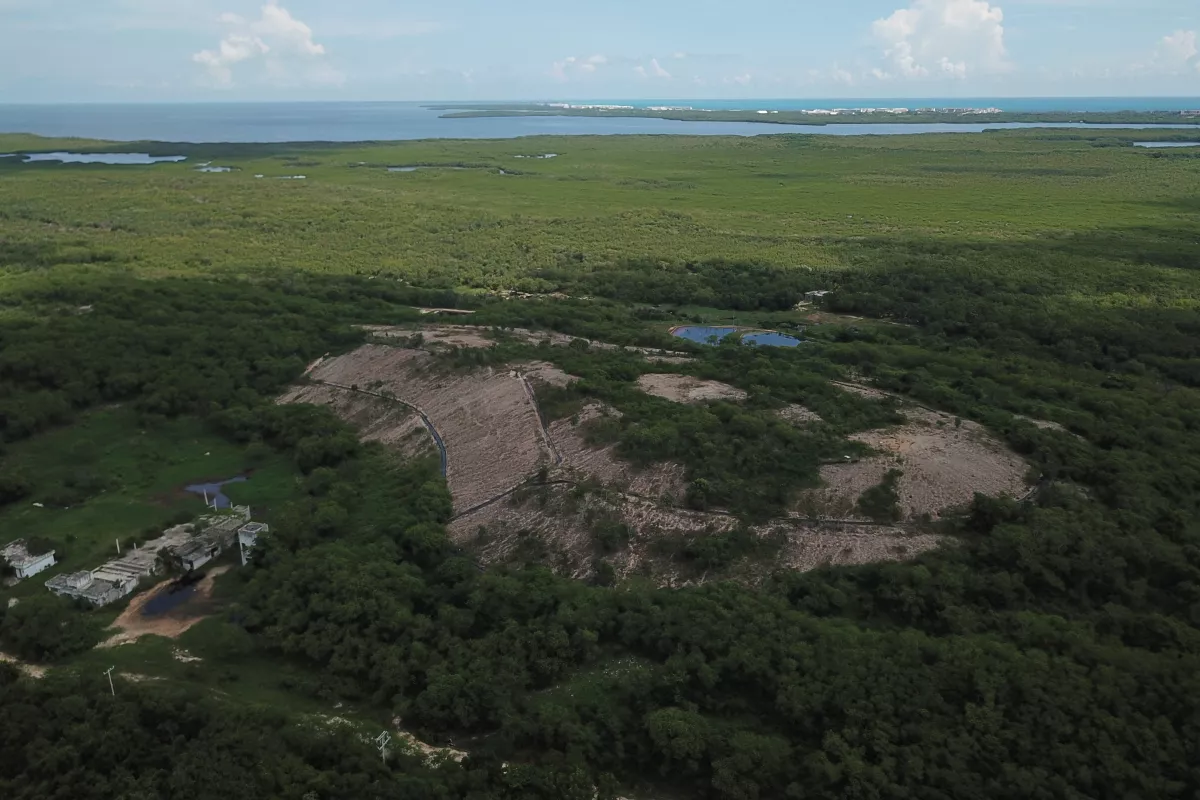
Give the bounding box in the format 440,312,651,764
374,732,391,763
104,666,116,696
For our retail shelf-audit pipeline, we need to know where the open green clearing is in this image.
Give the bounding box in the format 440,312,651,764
0,408,298,597
0,130,1198,799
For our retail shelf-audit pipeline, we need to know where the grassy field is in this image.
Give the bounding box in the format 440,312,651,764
1,130,1197,309
0,408,299,598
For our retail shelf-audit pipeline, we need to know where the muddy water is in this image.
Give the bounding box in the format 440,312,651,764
184,476,247,509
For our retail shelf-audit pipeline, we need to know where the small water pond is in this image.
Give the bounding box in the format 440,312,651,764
672,325,803,348
514,153,558,159
388,165,467,172
1133,142,1200,148
184,476,247,509
14,152,187,164
142,583,198,616
196,163,233,172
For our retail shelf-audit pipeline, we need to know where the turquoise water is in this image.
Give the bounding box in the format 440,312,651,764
672,325,802,348
0,101,1197,143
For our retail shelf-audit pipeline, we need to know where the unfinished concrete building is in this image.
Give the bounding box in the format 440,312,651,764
237,522,269,566
43,506,259,607
2,539,57,581
46,570,135,607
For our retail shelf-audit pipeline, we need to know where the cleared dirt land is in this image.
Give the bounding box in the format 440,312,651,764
450,484,939,584
637,374,748,404
807,405,1029,521
280,384,435,460
548,403,688,501
283,334,1022,586
302,344,552,513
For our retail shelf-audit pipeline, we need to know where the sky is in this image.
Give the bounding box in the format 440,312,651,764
0,0,1198,103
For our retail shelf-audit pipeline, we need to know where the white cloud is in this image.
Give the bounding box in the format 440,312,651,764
193,1,337,87
551,54,608,80
1158,30,1197,70
634,58,672,79
872,0,1008,80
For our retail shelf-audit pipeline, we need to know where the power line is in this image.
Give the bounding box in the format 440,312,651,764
374,731,391,764
103,666,116,696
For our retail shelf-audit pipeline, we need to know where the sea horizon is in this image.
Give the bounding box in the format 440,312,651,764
3,99,1199,144
3,96,1200,112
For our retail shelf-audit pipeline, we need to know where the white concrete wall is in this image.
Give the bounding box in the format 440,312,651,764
15,552,56,580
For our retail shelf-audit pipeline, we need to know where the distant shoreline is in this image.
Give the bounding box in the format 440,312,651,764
431,103,1200,127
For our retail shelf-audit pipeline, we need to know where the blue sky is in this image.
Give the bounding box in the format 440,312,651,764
1,0,1198,102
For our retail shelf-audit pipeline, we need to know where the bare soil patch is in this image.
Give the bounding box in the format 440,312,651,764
101,566,230,647
779,404,823,425
364,324,496,349
548,403,687,501
306,345,551,513
0,651,46,679
637,374,748,404
522,361,578,389
450,483,939,586
280,384,434,460
1015,414,1072,434
807,406,1028,521
831,380,892,401
770,520,941,572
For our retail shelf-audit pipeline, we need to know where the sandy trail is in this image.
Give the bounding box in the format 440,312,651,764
0,651,46,679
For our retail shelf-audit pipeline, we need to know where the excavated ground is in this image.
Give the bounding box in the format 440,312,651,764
636,374,748,404
279,384,434,460
304,344,550,513
806,392,1029,521
282,333,1027,586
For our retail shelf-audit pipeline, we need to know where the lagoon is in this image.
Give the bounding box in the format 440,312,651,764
3,102,1200,143
1133,141,1200,148
16,152,186,164
672,325,802,348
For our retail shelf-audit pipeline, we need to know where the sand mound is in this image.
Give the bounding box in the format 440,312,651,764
637,374,747,404
808,406,1028,521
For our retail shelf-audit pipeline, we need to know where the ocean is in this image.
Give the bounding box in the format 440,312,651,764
0,100,1197,144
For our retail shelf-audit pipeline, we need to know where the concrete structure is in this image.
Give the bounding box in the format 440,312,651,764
805,290,832,300
237,522,269,566
2,540,57,581
174,539,222,572
46,570,135,607
43,506,263,605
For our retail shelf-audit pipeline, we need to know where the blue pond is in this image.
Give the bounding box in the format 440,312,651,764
672,325,802,348
184,476,247,509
